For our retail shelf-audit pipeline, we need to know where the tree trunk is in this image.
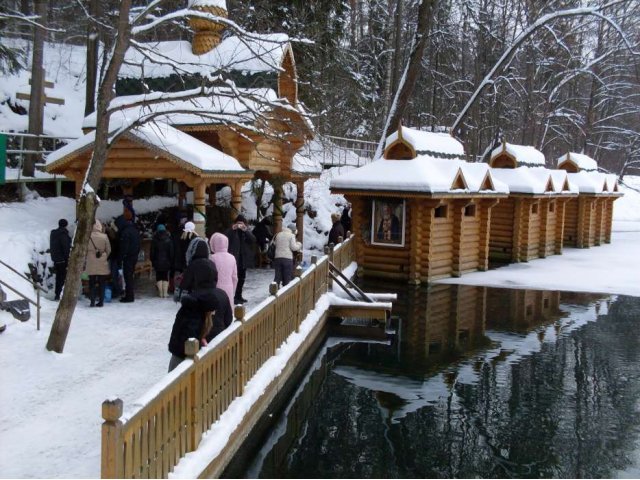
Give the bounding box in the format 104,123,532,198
23,0,48,178
375,0,438,158
46,0,133,353
84,0,101,117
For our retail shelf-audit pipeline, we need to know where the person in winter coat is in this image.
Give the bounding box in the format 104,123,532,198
118,210,141,303
174,221,198,276
328,212,345,246
203,287,233,343
150,224,174,298
179,237,218,297
340,203,352,234
105,220,122,298
167,238,219,372
209,233,238,309
272,224,302,287
50,218,72,300
167,290,220,372
252,217,273,253
224,215,256,304
85,219,111,307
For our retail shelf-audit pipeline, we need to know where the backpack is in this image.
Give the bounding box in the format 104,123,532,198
266,233,279,261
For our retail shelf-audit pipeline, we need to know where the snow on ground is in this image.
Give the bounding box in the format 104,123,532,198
1,177,640,478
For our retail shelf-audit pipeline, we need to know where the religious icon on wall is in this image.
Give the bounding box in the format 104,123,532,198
371,199,405,247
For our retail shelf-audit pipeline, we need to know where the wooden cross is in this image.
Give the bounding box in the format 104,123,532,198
16,73,65,106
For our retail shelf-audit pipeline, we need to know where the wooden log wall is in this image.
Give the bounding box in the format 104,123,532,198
489,197,515,262
577,197,597,248
604,198,615,243
594,198,607,246
455,202,482,276
563,197,579,247
428,202,454,280
522,199,541,261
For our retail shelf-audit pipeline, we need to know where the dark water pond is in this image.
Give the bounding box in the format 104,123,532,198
232,284,640,478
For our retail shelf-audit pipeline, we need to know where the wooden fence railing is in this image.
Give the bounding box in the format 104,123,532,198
101,236,355,479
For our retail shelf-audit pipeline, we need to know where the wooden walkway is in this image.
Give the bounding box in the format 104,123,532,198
100,236,391,478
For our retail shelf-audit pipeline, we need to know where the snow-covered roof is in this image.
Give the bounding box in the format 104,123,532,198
557,152,598,171
82,87,280,129
567,171,620,194
46,119,245,173
331,155,508,194
385,126,465,158
188,0,226,8
119,35,290,79
490,166,575,195
491,142,546,167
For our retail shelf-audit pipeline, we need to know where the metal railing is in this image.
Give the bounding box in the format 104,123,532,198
0,259,47,330
299,135,377,169
100,236,356,479
1,131,76,187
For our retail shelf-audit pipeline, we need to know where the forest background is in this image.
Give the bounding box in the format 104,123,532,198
1,0,639,177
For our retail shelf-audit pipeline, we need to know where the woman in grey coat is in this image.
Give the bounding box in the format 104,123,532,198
86,220,111,307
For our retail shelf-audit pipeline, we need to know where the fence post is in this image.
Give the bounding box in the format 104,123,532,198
234,305,246,395
294,266,303,332
185,339,201,452
269,282,278,354
101,398,124,479
310,255,318,304
325,244,335,289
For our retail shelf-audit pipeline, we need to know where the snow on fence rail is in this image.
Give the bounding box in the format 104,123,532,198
100,236,355,479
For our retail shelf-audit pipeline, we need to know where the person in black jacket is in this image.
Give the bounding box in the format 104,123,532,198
167,238,219,372
224,215,256,304
118,211,141,303
252,217,273,253
204,287,233,343
50,218,71,300
150,224,174,298
328,212,345,246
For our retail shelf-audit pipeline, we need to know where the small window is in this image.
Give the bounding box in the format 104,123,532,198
464,204,476,217
544,298,550,308
435,205,448,218
549,202,555,213
531,203,539,215
526,305,533,316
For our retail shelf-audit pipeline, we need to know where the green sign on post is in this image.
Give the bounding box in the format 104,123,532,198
0,133,6,185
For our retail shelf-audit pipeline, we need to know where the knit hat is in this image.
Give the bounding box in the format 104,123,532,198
157,224,166,232
234,214,247,224
58,219,68,228
184,221,196,233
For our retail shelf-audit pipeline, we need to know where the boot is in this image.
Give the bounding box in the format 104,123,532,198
156,281,163,298
161,280,169,298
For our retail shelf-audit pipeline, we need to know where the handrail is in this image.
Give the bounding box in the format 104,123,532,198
0,259,44,330
101,235,356,479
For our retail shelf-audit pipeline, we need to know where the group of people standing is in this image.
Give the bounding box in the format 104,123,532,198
167,214,302,371
49,203,141,307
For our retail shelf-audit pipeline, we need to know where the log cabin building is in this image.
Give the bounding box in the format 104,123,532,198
331,126,508,284
44,0,315,238
556,152,622,248
487,142,577,263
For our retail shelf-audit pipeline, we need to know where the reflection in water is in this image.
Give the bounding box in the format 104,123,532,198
233,285,640,479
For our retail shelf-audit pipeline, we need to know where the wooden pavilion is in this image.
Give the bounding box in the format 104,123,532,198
45,0,315,238
331,126,507,284
556,152,622,248
487,142,577,263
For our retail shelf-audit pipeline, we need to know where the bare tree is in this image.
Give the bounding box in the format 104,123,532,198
45,1,300,352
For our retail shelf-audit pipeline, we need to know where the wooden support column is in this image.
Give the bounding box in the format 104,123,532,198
295,180,305,243
451,200,465,277
512,198,524,262
594,197,606,246
478,199,498,271
539,198,550,258
408,198,423,284
605,198,615,243
208,183,217,207
193,181,207,237
178,182,187,210
230,180,244,221
554,199,567,255
273,183,283,234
